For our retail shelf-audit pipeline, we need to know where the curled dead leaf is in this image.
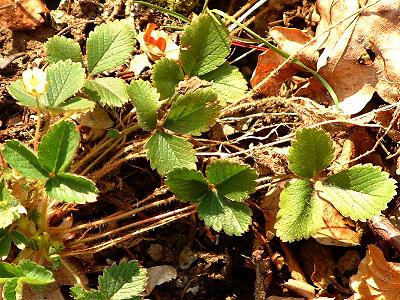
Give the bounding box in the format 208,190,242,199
137,23,180,62
283,279,316,299
0,0,48,30
350,244,400,300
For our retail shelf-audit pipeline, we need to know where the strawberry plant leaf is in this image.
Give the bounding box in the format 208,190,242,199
2,141,49,180
163,89,221,136
0,233,11,260
38,121,80,174
45,59,86,107
83,77,129,108
152,58,184,99
145,131,197,176
206,160,257,202
166,168,210,203
55,97,95,113
10,231,28,251
45,36,82,64
45,173,98,204
288,128,334,178
181,13,230,76
18,260,54,286
320,164,397,221
201,63,248,105
275,179,324,242
86,20,135,75
3,277,22,300
0,180,26,229
7,80,39,108
127,80,160,131
197,191,252,236
71,261,147,300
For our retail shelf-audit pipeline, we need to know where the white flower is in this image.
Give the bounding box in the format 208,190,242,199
22,67,47,96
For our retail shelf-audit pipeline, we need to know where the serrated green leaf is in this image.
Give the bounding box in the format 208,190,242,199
0,262,22,281
166,168,209,203
10,231,28,250
201,63,248,105
45,173,98,204
2,141,49,180
53,97,96,113
3,277,21,300
0,180,26,229
98,261,147,299
181,14,230,76
320,164,397,221
288,128,334,178
163,89,221,136
0,234,11,260
83,78,129,108
197,191,252,236
38,121,80,174
152,58,184,99
18,260,54,286
71,285,105,300
45,60,86,107
86,20,135,75
7,80,40,108
45,36,82,64
275,179,324,242
127,80,160,131
206,160,257,202
145,131,197,176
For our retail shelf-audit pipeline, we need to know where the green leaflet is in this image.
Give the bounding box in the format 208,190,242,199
0,180,26,229
181,13,230,76
275,179,324,242
45,36,82,64
288,128,334,178
83,77,129,108
86,20,135,75
152,58,184,99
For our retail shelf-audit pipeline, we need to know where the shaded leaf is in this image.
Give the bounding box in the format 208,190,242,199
0,234,11,260
152,58,184,99
145,131,197,176
10,231,28,250
164,89,221,136
55,97,96,113
0,180,26,229
7,80,39,108
45,36,82,64
83,77,129,108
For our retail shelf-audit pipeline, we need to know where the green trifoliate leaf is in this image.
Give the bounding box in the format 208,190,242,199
7,80,39,108
181,14,230,76
2,141,49,180
201,63,248,105
83,78,129,107
0,233,11,260
197,191,252,236
45,36,82,64
275,179,324,242
164,89,221,136
98,261,147,299
10,231,28,250
206,160,257,202
45,59,86,107
0,180,26,229
0,260,54,300
86,20,135,75
128,80,160,131
152,58,184,99
288,128,334,178
166,168,210,203
145,131,197,176
45,173,98,204
38,121,80,174
320,164,397,221
71,261,147,300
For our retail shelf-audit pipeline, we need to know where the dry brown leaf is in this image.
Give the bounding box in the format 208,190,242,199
261,182,284,234
250,27,318,95
283,279,316,299
312,200,362,247
0,0,48,30
350,244,400,300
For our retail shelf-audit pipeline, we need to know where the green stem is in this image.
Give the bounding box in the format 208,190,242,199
132,1,190,23
33,96,42,151
208,9,339,107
